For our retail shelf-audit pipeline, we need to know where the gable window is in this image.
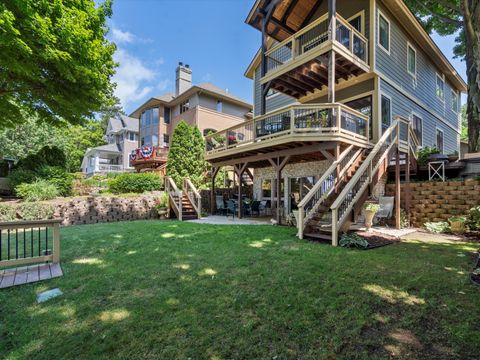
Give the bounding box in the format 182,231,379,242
164,108,171,124
451,90,459,113
436,74,445,101
412,114,423,146
381,94,392,133
407,43,416,77
217,100,223,113
378,12,390,53
436,129,444,153
180,100,190,114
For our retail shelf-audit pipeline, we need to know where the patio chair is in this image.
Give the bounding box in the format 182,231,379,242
226,200,236,219
250,201,262,216
375,196,394,226
216,196,227,215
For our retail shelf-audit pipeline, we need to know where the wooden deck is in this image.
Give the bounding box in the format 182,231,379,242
0,263,63,289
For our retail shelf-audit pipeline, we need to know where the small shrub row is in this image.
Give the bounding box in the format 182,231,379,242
9,166,73,199
108,173,163,194
0,202,55,222
15,180,60,202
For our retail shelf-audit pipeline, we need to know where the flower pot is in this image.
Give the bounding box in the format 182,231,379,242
157,208,168,220
448,155,459,163
364,210,376,232
449,220,465,234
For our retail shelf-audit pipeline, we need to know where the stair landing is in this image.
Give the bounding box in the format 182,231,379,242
0,263,63,289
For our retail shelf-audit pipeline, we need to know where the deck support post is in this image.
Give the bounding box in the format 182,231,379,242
395,147,401,229
327,0,337,104
405,150,411,218
268,156,291,225
210,166,220,215
234,163,249,219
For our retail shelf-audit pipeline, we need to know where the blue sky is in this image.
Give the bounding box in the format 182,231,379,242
108,0,466,114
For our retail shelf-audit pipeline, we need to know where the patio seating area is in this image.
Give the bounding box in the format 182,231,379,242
214,195,274,219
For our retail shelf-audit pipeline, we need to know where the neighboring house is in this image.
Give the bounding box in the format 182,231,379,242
81,115,139,176
128,63,253,173
204,0,467,245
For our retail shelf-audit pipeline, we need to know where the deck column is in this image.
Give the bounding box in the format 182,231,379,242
234,163,248,219
268,156,291,225
405,150,411,217
210,166,220,215
328,0,337,105
395,148,401,229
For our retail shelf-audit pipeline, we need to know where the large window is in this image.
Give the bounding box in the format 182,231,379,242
164,108,171,124
451,90,459,113
436,129,444,153
180,100,190,114
436,74,445,101
381,94,392,132
412,113,423,146
139,108,160,147
378,12,390,53
407,43,416,77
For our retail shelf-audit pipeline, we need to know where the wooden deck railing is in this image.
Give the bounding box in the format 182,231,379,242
0,220,61,268
264,13,368,77
183,178,202,219
166,177,182,221
205,103,369,157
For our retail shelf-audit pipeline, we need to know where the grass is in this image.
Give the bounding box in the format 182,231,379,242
0,221,479,359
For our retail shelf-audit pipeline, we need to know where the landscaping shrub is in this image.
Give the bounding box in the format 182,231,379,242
108,173,163,194
0,203,17,222
17,203,55,220
424,221,450,233
15,180,59,202
417,146,440,165
8,168,37,192
466,206,480,231
16,146,67,171
38,166,74,197
339,233,369,248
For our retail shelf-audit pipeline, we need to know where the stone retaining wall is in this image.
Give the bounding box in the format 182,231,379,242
52,193,161,226
385,179,480,226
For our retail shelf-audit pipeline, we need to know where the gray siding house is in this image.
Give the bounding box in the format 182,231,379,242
205,0,467,245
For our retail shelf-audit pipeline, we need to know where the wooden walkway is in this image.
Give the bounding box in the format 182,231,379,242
0,263,63,289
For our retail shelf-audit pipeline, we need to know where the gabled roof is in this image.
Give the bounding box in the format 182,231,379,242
245,0,467,92
108,115,139,133
129,83,252,119
85,143,122,156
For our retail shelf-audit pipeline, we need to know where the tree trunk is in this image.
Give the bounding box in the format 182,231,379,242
464,0,480,152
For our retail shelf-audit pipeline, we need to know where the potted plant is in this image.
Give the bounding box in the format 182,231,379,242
363,202,380,232
154,193,169,219
448,215,466,234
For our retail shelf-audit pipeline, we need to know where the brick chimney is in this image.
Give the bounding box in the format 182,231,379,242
175,62,192,96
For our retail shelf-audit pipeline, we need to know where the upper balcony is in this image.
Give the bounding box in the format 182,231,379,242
205,103,369,162
262,13,370,98
130,146,169,170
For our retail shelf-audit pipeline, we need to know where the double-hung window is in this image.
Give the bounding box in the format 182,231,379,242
407,43,416,78
451,90,459,113
411,114,423,146
436,129,444,153
436,74,445,101
381,94,392,133
378,12,390,53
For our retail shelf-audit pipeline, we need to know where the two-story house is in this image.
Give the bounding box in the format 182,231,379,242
81,115,139,176
205,0,467,245
128,63,253,173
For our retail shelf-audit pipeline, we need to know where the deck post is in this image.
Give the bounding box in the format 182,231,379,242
268,156,291,225
405,150,411,216
210,166,220,215
234,163,248,219
52,223,60,264
328,0,336,104
395,147,401,229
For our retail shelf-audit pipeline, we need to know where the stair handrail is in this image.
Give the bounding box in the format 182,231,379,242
183,178,202,219
297,144,361,239
166,176,182,221
330,119,401,246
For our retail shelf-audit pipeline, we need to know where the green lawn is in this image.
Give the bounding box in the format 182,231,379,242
1,221,479,359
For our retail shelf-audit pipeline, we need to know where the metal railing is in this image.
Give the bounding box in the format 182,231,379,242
205,103,369,156
297,145,364,239
165,177,182,221
183,178,202,219
264,13,368,77
98,164,124,173
0,220,61,268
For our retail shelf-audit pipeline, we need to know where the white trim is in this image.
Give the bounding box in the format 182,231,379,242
380,92,393,129
436,73,445,102
407,42,417,79
347,10,366,35
436,127,445,153
377,10,391,55
410,111,424,147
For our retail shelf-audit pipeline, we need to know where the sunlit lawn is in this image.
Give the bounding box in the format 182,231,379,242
0,221,479,359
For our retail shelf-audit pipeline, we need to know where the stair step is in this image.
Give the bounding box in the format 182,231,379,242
304,233,332,241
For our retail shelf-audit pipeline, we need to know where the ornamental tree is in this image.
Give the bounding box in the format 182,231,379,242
0,0,117,128
405,0,480,152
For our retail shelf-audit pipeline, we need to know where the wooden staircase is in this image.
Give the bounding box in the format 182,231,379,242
169,193,199,220
165,177,202,221
297,116,420,245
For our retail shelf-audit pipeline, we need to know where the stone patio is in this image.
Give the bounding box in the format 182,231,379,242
188,216,272,226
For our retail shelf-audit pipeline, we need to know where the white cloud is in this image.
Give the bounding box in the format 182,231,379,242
113,48,157,108
112,27,135,44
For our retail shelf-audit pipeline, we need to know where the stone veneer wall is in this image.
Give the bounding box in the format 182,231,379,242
385,179,480,226
52,193,161,226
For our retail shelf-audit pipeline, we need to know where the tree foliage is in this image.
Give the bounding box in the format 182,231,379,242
404,0,480,152
167,121,208,188
0,0,117,127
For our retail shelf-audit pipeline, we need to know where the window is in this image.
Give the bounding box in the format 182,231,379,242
451,90,459,113
348,12,364,33
407,43,416,77
381,94,392,132
436,129,444,153
345,95,372,140
411,113,423,146
128,132,137,141
180,100,190,114
262,179,272,198
436,74,445,101
163,134,170,146
152,108,159,124
151,135,159,147
164,108,171,124
378,12,390,53
216,100,223,113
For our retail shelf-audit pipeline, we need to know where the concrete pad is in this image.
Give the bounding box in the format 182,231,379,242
188,216,271,226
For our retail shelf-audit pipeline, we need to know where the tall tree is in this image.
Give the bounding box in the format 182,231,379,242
0,0,117,128
167,121,207,188
404,0,479,152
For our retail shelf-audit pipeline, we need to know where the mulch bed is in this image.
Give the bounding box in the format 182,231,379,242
463,231,480,242
355,231,401,250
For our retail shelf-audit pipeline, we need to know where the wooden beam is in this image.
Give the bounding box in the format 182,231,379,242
288,72,322,90
320,148,335,162
395,148,401,229
281,74,315,93
274,78,308,97
301,0,323,28
268,17,296,35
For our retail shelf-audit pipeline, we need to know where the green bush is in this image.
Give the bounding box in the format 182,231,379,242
8,168,38,192
17,203,55,221
417,146,440,165
466,206,480,231
424,222,450,234
108,173,163,194
16,146,67,171
0,203,17,221
339,233,369,248
38,166,74,197
15,180,59,202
